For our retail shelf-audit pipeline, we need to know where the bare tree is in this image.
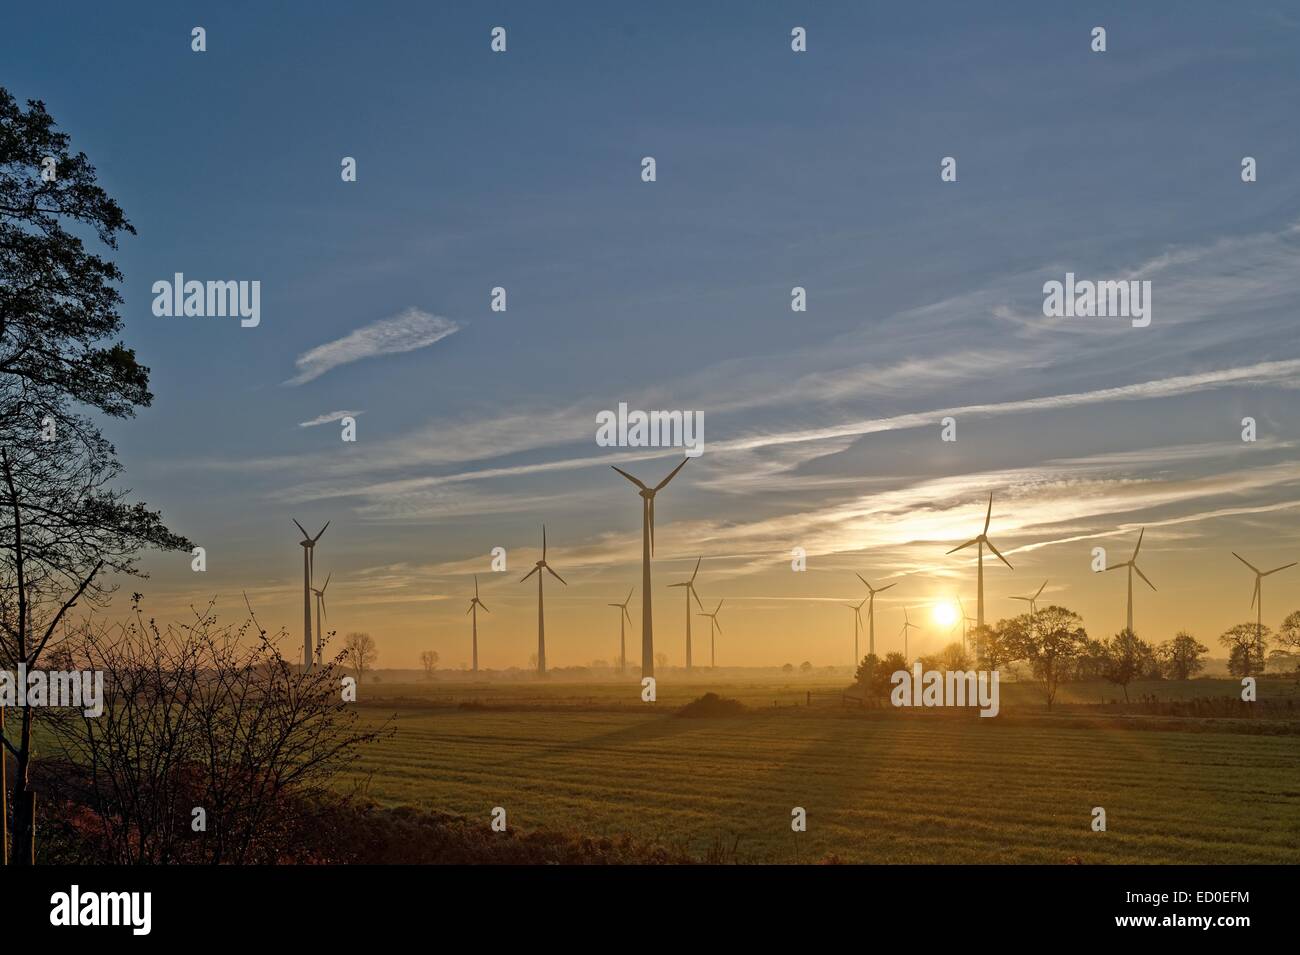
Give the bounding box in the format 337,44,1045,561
344,632,377,681
1220,622,1268,677
419,649,438,679
44,601,389,863
1004,607,1088,708
1098,628,1154,702
0,88,188,865
1157,631,1209,680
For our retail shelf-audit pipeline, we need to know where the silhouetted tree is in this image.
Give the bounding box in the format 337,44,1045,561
0,88,188,866
1098,629,1154,701
344,632,378,681
1220,622,1268,677
45,603,388,863
973,622,1015,671
419,649,439,679
1157,631,1208,680
1004,607,1088,708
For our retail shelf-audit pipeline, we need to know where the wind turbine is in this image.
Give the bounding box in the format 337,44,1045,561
466,575,490,674
520,526,566,675
607,588,634,673
1010,579,1048,630
855,575,897,657
697,599,724,668
1232,552,1296,646
844,598,867,664
1106,528,1155,634
957,596,976,655
293,519,329,671
945,492,1012,654
311,572,331,666
899,606,920,660
668,557,705,670
611,457,690,679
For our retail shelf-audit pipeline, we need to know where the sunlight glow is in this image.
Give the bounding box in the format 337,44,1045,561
932,601,959,628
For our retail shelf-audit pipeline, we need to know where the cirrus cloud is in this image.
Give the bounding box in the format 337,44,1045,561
286,307,460,385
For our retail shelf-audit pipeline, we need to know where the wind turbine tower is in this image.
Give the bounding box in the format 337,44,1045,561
520,526,567,675
1106,528,1155,633
466,575,490,674
1232,552,1296,646
855,575,896,657
311,572,331,666
697,599,724,668
608,588,634,673
611,458,689,679
293,519,329,671
946,492,1012,655
668,557,704,670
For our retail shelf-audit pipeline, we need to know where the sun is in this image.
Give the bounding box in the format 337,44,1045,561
932,601,959,628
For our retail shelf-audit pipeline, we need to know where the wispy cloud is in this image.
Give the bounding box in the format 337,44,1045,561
285,308,460,385
299,409,363,428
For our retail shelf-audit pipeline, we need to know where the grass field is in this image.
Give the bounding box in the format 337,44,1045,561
342,677,1300,863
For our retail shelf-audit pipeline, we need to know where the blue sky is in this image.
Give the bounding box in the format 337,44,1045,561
5,1,1300,667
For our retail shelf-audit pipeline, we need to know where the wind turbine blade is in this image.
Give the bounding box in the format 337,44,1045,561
321,572,331,592
610,465,648,490
877,582,897,593
653,457,689,492
546,565,568,585
467,604,474,615
983,492,993,534
293,519,309,539
1250,580,1258,609
1033,580,1047,599
946,538,980,555
625,588,634,604
1231,552,1258,573
985,538,1013,569
623,606,632,625
1010,596,1030,602
1132,527,1143,560
714,618,723,635
475,574,480,598
691,585,704,611
1263,561,1297,576
313,521,330,543
856,573,870,589
690,556,702,583
1104,561,1128,572
480,602,490,613
716,599,724,613
1133,564,1156,591
648,496,656,554
520,566,540,582
542,525,547,560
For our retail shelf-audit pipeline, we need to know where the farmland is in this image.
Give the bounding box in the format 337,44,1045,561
341,677,1300,863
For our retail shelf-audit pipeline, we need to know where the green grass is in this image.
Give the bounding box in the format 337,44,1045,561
342,678,1300,863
